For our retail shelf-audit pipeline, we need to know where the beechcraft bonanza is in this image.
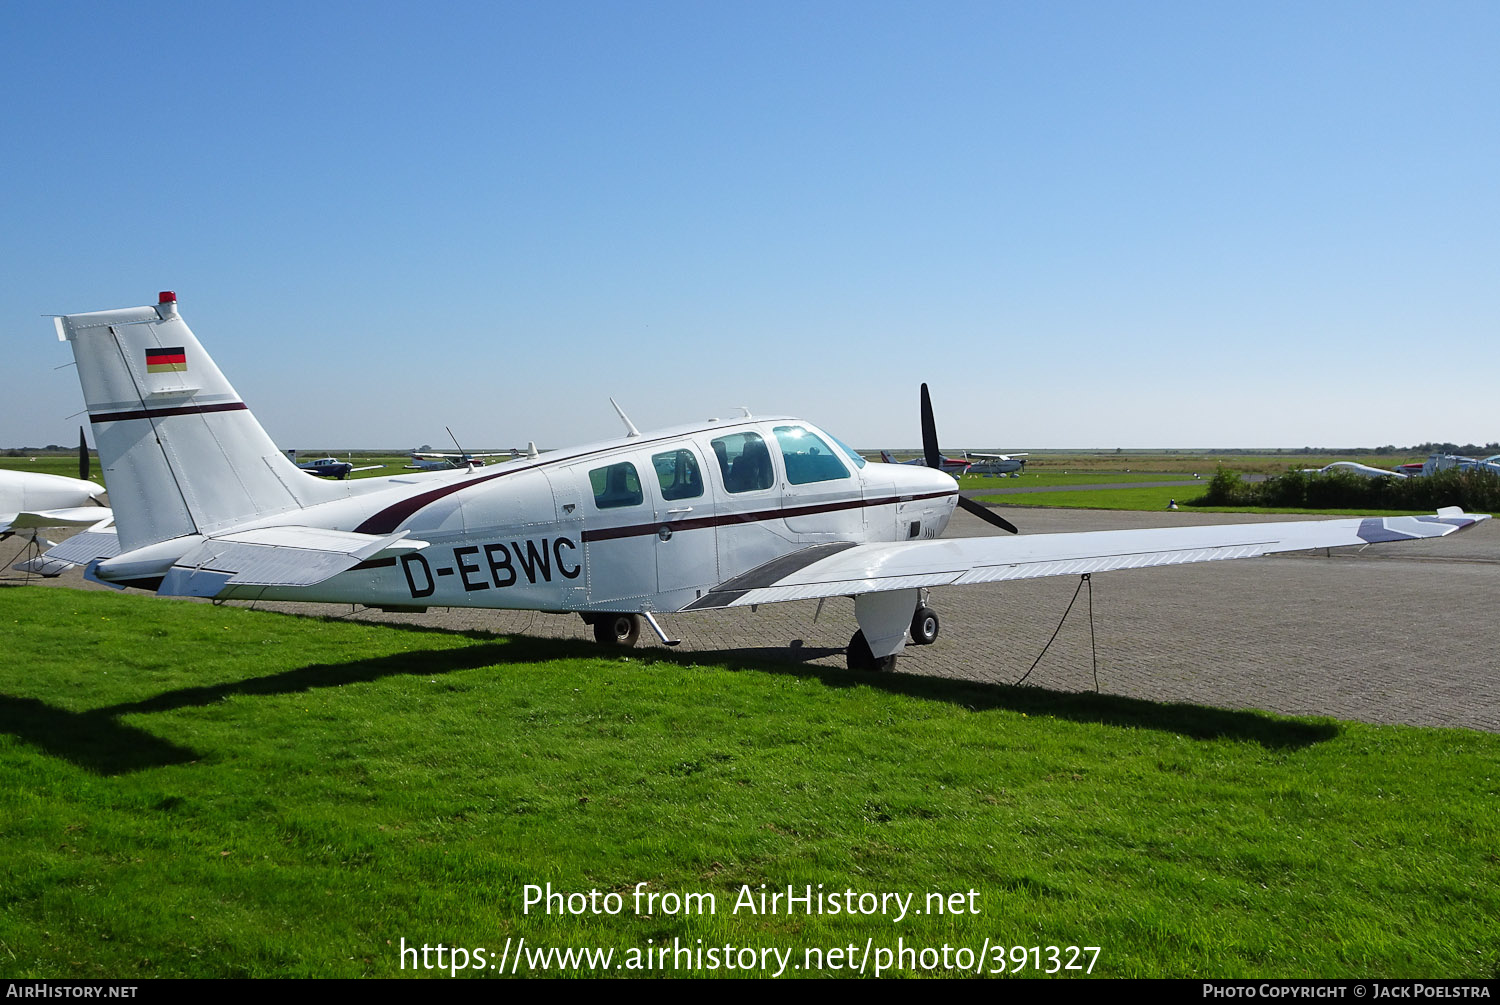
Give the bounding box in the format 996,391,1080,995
46,293,1490,670
287,452,385,480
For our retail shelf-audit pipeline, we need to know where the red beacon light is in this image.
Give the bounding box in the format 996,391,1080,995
158,291,177,304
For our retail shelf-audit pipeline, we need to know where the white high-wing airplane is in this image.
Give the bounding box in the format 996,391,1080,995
0,469,107,534
967,452,1029,476
48,293,1489,670
1,457,112,577
406,441,539,470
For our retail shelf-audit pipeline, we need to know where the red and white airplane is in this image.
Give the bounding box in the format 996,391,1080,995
48,292,1489,670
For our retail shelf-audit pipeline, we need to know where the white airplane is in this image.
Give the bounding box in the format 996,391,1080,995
1421,453,1500,477
286,451,385,480
1302,461,1407,479
967,452,1029,476
2,432,112,576
47,292,1489,671
406,442,538,471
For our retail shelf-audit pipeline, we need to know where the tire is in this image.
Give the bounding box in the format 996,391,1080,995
910,606,940,646
847,630,896,672
593,614,641,647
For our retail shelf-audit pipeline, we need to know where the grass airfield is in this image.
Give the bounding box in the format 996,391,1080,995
1,586,1497,979
2,449,1496,979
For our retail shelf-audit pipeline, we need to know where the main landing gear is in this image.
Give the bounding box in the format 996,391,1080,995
909,605,940,646
846,597,942,671
846,630,897,672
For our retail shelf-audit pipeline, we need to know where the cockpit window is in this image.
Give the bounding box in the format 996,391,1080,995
773,425,850,484
827,432,867,469
652,448,703,501
711,432,774,493
589,461,643,509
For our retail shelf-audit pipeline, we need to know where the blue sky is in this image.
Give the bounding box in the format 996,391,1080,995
4,1,1496,450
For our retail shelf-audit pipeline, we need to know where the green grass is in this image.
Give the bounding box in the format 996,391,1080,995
957,472,1193,490
1,587,1496,979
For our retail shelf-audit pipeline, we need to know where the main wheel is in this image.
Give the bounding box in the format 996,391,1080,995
910,606,940,646
593,613,641,647
847,630,897,672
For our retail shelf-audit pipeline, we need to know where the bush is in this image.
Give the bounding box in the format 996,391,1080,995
1190,466,1500,512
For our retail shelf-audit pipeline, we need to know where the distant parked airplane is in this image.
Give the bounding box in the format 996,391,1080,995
286,451,384,479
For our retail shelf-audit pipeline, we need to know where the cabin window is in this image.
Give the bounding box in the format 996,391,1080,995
652,448,703,501
773,425,850,484
589,461,644,509
711,432,774,493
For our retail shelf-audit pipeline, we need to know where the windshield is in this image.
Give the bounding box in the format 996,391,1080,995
826,432,867,469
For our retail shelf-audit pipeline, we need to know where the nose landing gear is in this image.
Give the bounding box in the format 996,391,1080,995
588,612,642,647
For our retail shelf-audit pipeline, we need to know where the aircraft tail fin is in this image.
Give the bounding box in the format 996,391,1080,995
56,292,340,552
880,450,897,464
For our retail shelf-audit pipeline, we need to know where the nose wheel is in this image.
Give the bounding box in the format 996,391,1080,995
591,613,642,647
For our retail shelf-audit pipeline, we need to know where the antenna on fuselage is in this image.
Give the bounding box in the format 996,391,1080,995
610,398,641,438
446,426,477,468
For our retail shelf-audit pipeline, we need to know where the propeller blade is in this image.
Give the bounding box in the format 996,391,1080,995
957,495,1019,534
920,383,940,469
78,426,90,482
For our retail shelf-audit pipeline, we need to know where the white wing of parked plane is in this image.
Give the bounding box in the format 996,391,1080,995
684,509,1488,610
1,506,112,533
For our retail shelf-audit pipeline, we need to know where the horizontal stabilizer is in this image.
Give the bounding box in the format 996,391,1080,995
683,510,1491,611
158,527,426,598
41,528,122,567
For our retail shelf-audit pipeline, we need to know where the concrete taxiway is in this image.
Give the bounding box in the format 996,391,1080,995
11,506,1499,732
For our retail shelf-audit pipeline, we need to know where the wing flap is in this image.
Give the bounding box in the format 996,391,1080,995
682,511,1489,610
159,527,426,597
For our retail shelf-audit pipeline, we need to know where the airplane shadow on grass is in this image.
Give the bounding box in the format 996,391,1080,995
0,620,1333,775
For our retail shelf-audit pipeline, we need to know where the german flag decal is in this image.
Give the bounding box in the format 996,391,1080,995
146,347,187,373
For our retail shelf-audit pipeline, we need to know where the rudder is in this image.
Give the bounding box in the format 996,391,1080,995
56,292,338,552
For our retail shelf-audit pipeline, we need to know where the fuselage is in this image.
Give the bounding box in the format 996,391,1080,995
218,417,959,613
0,468,106,514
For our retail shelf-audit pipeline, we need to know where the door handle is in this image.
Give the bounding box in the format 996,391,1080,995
666,507,694,514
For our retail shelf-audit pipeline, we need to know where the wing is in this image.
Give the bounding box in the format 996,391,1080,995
1,507,113,533
682,509,1489,610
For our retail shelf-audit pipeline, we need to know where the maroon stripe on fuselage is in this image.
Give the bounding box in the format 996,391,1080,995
579,491,955,542
90,401,249,423
353,468,519,535
352,424,957,537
